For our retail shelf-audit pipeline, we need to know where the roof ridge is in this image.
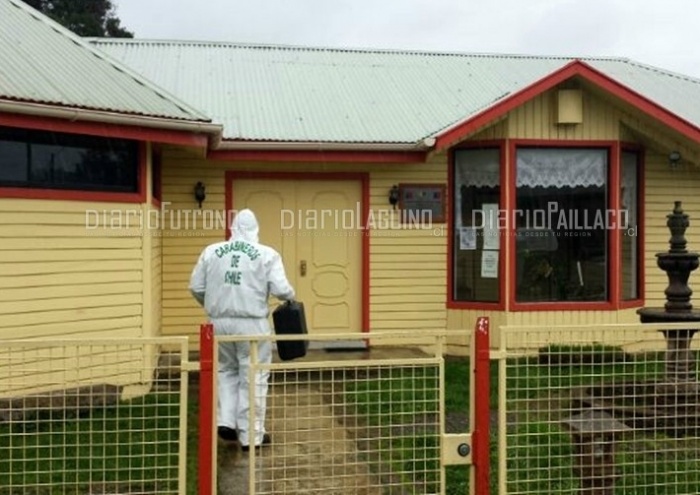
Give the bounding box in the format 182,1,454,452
621,58,700,85
7,0,210,122
90,37,633,63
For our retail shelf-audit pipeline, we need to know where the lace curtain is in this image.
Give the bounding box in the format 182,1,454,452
455,148,608,188
454,149,500,188
454,149,500,227
516,148,606,188
454,147,637,226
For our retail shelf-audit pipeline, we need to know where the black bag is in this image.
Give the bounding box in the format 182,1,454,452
272,301,308,360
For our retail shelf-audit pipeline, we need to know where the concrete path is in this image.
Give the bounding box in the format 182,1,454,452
217,383,379,495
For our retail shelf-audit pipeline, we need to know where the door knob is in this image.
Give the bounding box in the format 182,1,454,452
300,260,307,277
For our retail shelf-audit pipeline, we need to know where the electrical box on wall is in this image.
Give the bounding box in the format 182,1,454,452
556,89,583,124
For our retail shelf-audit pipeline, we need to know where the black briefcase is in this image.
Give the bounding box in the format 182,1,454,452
272,301,308,360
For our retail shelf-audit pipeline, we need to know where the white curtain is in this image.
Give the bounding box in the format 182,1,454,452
455,150,500,188
516,148,606,188
454,149,500,227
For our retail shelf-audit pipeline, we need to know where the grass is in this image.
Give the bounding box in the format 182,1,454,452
347,348,700,494
0,392,181,495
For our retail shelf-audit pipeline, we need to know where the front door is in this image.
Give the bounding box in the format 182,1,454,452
231,177,363,334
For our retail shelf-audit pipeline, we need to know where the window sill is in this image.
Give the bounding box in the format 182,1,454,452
447,300,505,311
511,301,616,311
0,187,145,203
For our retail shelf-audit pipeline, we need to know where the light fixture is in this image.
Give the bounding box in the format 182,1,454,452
194,181,206,208
389,185,400,209
669,151,682,168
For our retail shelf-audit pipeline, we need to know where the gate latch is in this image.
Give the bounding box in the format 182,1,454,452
442,433,472,466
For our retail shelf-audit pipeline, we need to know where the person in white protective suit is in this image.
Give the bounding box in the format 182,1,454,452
189,209,295,450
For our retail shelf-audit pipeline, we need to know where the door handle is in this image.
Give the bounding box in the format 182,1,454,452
300,260,307,277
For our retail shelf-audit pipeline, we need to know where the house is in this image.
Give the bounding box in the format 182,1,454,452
4,0,700,354
0,0,218,386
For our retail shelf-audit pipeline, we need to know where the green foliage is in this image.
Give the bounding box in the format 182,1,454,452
21,0,133,37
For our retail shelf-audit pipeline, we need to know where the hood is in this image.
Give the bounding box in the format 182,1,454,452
230,209,260,243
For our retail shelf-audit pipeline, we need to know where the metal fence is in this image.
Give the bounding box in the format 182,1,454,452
201,327,486,495
498,323,700,495
0,337,191,495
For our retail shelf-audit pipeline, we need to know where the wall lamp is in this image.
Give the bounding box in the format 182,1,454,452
669,151,682,168
194,181,206,208
389,184,400,209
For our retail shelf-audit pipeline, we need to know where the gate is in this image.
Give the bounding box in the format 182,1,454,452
198,318,491,495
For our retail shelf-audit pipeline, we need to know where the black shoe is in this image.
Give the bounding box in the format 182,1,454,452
217,426,238,442
241,433,271,452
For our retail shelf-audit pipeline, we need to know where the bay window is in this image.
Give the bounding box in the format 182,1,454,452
450,143,642,308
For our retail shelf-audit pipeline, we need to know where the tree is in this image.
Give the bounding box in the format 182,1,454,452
22,0,133,37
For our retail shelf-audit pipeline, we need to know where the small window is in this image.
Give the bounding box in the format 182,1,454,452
0,126,139,192
452,148,501,303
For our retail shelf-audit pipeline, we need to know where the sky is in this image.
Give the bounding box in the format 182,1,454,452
114,0,700,78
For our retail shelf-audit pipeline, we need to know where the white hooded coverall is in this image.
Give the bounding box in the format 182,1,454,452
189,209,295,447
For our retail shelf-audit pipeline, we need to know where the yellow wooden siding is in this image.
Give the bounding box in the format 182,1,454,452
0,199,145,341
160,153,248,337
150,205,162,338
507,88,620,140
367,153,447,335
643,150,700,307
0,197,152,397
0,344,152,399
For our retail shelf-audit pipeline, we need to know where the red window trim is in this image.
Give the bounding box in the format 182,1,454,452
151,146,163,207
447,139,646,312
447,141,507,310
619,144,645,307
508,140,644,311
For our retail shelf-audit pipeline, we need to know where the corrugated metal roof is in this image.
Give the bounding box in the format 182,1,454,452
90,38,700,143
0,0,209,122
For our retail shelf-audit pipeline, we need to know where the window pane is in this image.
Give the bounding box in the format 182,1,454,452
0,140,29,182
621,151,639,300
0,126,138,192
453,148,500,302
515,148,608,302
